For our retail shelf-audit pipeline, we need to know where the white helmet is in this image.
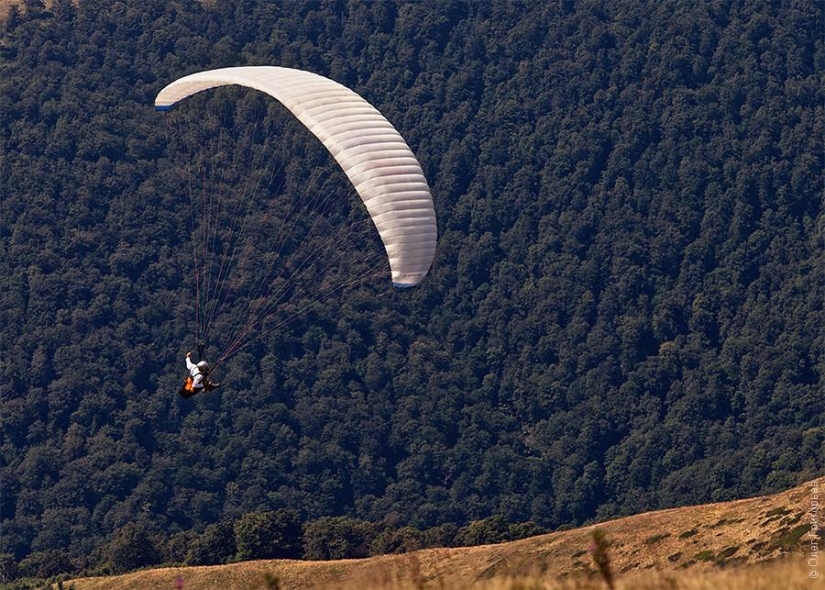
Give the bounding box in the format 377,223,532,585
196,361,209,370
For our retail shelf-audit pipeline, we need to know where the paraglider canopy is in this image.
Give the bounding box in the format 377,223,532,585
155,66,437,287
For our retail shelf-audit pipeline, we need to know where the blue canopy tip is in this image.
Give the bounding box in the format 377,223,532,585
155,105,173,112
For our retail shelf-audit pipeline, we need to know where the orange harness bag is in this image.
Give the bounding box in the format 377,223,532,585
178,375,199,399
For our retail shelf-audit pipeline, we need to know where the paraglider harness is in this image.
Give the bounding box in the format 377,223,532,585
179,373,200,399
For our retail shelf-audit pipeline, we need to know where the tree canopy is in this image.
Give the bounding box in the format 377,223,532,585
0,0,822,582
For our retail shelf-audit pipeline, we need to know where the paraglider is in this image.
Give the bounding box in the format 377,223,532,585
155,66,437,287
155,66,437,380
178,351,219,398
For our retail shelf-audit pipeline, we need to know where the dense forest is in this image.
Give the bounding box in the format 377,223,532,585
1,0,823,584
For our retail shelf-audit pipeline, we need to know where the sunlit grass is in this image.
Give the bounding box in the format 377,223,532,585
60,556,814,590
63,478,820,590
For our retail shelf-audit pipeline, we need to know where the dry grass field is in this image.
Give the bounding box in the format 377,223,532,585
0,0,20,18
0,0,41,16
58,557,818,590
63,477,821,590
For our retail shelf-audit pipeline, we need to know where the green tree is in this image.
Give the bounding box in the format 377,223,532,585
0,553,18,583
106,523,162,574
234,510,302,561
185,521,237,566
455,515,512,547
420,523,459,549
16,549,74,579
368,525,423,556
302,517,377,560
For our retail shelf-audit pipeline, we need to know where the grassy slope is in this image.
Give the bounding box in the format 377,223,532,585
0,0,17,17
64,477,820,589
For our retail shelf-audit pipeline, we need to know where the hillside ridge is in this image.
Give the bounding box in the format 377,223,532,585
64,476,820,589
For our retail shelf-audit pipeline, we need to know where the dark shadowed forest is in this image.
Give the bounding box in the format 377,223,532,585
0,0,823,584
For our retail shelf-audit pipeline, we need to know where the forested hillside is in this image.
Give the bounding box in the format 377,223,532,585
1,0,823,583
